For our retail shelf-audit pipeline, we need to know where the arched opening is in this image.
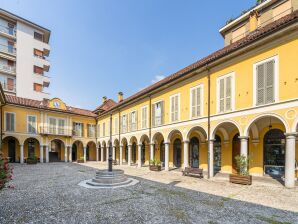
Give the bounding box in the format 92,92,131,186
72,140,83,162
141,142,146,164
214,135,221,174
87,141,96,161
2,136,20,163
139,134,150,165
173,139,182,168
152,132,165,164
264,129,285,177
50,139,65,162
190,137,199,168
232,133,240,173
24,138,40,161
102,141,107,162
114,139,120,162
72,144,77,161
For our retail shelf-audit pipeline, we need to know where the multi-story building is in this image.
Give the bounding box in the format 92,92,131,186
0,0,298,189
0,8,51,100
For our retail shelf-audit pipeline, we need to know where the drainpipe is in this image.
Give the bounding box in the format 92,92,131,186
109,113,113,171
207,64,211,179
149,95,152,143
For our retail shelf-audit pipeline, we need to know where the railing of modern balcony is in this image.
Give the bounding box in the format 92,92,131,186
0,43,16,55
40,127,72,136
0,24,16,37
0,64,16,73
1,82,16,92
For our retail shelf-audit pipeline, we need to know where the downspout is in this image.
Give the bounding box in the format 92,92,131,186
149,95,152,143
118,109,120,145
109,113,113,171
207,64,211,179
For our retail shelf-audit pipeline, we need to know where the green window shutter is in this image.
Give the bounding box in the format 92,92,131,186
265,60,274,104
161,101,164,125
152,104,155,127
197,87,201,117
219,79,225,112
225,76,231,111
256,63,265,105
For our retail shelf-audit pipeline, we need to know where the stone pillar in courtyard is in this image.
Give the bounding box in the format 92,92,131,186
40,145,43,163
119,145,123,165
83,146,87,163
69,146,72,162
208,139,214,178
45,145,49,163
96,145,99,162
20,145,24,164
100,146,104,162
138,144,142,168
285,133,297,188
64,146,68,162
112,146,116,161
183,140,189,169
150,143,154,161
164,142,170,171
128,144,132,166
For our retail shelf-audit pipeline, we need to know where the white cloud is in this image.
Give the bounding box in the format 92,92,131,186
151,75,165,84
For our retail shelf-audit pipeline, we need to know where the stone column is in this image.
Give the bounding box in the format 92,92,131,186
119,145,123,165
113,146,116,161
285,133,297,188
64,146,68,162
150,143,154,161
138,144,142,168
208,139,214,178
164,142,170,171
39,145,43,163
183,140,189,169
239,136,249,158
128,144,132,166
45,145,49,163
83,146,87,163
100,146,104,162
20,144,24,164
69,146,72,162
106,147,109,161
96,145,99,162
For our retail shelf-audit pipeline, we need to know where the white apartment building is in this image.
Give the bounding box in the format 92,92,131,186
0,8,51,100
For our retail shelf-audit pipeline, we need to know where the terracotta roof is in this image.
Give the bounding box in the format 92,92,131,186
93,99,117,114
99,10,298,116
5,94,97,118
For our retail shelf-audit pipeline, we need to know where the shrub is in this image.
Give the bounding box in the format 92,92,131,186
0,151,12,190
234,155,251,176
150,159,161,166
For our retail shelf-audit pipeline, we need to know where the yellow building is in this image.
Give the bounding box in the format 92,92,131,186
1,0,298,188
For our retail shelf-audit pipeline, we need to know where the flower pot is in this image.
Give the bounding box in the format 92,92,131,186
229,174,252,185
77,160,84,163
27,160,37,165
149,165,161,171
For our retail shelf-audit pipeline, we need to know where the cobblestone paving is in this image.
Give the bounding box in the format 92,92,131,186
0,163,297,224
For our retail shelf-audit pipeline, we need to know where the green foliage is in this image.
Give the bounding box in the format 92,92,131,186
0,151,12,190
234,155,251,176
150,159,161,166
80,156,84,160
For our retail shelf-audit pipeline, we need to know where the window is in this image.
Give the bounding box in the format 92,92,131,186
97,124,100,137
49,117,56,134
121,115,128,133
5,112,15,132
190,85,203,118
217,73,235,113
254,56,278,106
141,106,148,129
34,65,44,75
170,94,180,122
103,122,106,136
27,115,37,134
7,41,14,54
7,78,15,91
33,83,43,92
34,31,43,42
114,117,119,134
58,119,65,135
152,101,164,127
34,49,44,58
88,124,95,138
130,111,137,131
73,122,83,137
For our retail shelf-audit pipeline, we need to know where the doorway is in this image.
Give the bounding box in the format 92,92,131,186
232,133,240,173
8,138,16,162
190,137,199,168
173,139,182,167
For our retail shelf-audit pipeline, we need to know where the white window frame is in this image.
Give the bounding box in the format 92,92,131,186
114,117,119,134
48,117,66,135
87,124,96,138
27,115,37,134
141,105,148,129
153,100,163,126
130,110,137,131
216,72,235,113
121,114,127,133
4,111,16,132
97,124,100,137
103,122,106,136
253,55,279,106
189,84,204,119
170,93,180,123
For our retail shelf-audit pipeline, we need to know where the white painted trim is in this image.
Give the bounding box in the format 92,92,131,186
253,55,279,106
27,114,37,134
4,111,16,132
170,93,180,123
216,72,235,113
141,105,149,129
189,84,204,119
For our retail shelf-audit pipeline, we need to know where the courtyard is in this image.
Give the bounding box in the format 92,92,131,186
0,162,297,224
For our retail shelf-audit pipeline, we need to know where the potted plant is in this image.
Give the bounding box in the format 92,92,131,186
149,159,161,171
27,156,38,165
0,151,12,190
229,155,252,185
77,156,85,163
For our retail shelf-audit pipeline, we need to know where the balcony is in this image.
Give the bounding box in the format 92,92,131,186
33,55,50,72
0,64,16,75
1,82,16,93
0,43,16,55
0,24,16,38
39,127,72,136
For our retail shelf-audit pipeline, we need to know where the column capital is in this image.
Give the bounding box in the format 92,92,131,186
284,132,298,138
149,142,155,146
183,140,190,143
208,139,216,142
238,136,249,140
164,142,170,145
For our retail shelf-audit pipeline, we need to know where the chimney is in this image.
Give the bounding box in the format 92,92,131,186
249,10,258,32
102,96,107,104
118,92,124,102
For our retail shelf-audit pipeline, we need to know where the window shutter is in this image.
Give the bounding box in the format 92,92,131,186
175,95,179,121
126,115,128,132
135,111,138,130
256,63,265,105
225,76,231,111
191,88,196,118
265,60,274,104
197,87,201,117
81,123,84,137
161,101,164,125
219,79,225,112
171,97,174,122
152,104,155,127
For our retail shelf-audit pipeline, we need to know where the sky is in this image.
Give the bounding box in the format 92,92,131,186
1,0,256,110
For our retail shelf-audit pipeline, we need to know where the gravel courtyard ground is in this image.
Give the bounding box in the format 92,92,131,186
0,162,297,224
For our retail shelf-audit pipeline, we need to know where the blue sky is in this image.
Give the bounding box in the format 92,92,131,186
1,0,256,110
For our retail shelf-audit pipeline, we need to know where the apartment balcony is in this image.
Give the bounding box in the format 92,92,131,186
0,64,16,75
1,82,16,93
32,72,50,87
33,55,50,72
0,24,16,39
34,40,50,57
0,43,16,56
39,127,72,136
